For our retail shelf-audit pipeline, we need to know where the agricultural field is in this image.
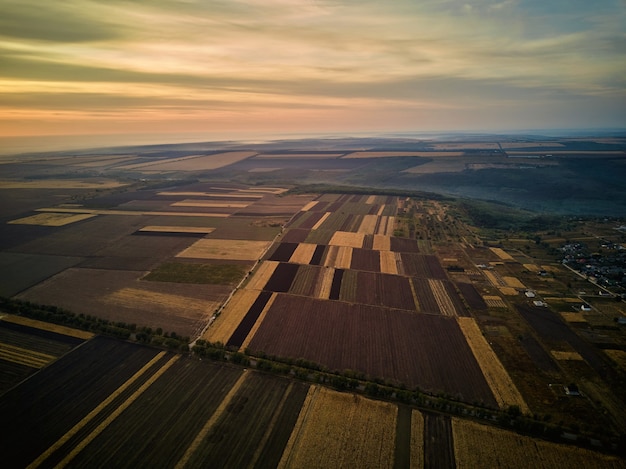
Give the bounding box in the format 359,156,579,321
1,331,621,468
0,316,88,393
1,138,626,465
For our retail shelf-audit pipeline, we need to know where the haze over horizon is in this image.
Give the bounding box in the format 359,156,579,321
2,0,625,146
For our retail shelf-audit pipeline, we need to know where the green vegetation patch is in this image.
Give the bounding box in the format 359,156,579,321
144,262,246,285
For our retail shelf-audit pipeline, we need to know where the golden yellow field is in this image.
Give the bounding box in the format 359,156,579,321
311,212,331,230
482,271,501,287
176,239,271,261
604,349,626,371
36,207,229,218
560,312,588,323
452,418,623,468
171,200,249,208
301,201,319,211
457,317,529,413
503,276,526,289
498,286,519,296
372,234,391,251
202,289,262,343
379,251,398,275
278,386,397,469
483,296,507,308
138,226,215,234
0,342,55,368
410,410,425,469
315,267,335,299
379,216,396,236
323,245,353,269
106,288,218,317
490,247,514,260
0,314,94,339
357,214,378,234
551,350,584,361
365,195,377,204
246,261,279,291
158,191,263,199
236,186,287,194
9,212,96,226
524,263,541,272
289,243,317,264
118,151,257,171
429,279,457,316
329,231,364,248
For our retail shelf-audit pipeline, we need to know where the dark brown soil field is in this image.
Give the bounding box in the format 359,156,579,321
0,321,85,393
516,304,615,380
10,215,149,257
350,248,381,272
401,254,447,279
0,336,163,468
412,278,440,313
390,237,420,253
248,294,497,405
517,333,560,373
329,269,344,300
17,268,231,337
67,357,244,469
227,291,273,347
0,252,83,297
444,282,469,317
289,264,324,297
183,372,309,469
456,282,487,310
423,412,455,469
263,262,300,293
349,271,416,310
280,228,310,243
309,244,326,265
234,194,314,217
268,242,299,262
298,211,326,230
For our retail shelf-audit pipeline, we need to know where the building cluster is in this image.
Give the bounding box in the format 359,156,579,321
561,241,626,295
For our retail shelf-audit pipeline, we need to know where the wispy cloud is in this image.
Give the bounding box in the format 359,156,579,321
1,0,624,137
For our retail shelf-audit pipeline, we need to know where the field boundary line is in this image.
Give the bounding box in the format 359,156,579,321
311,211,331,230
0,314,94,339
239,293,277,352
277,385,320,469
0,343,55,367
409,279,420,312
54,354,179,468
175,371,249,469
457,317,529,414
0,348,50,368
247,382,295,469
27,350,168,468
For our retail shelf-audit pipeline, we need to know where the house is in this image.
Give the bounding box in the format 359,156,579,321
525,290,536,298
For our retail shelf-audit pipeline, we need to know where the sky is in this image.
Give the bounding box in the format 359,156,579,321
1,0,625,146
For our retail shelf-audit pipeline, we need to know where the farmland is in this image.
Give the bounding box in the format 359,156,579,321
0,330,622,468
0,136,625,466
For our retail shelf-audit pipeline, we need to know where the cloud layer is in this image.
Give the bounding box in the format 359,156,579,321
1,0,625,138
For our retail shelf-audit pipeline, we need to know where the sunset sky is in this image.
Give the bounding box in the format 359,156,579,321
1,0,625,145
